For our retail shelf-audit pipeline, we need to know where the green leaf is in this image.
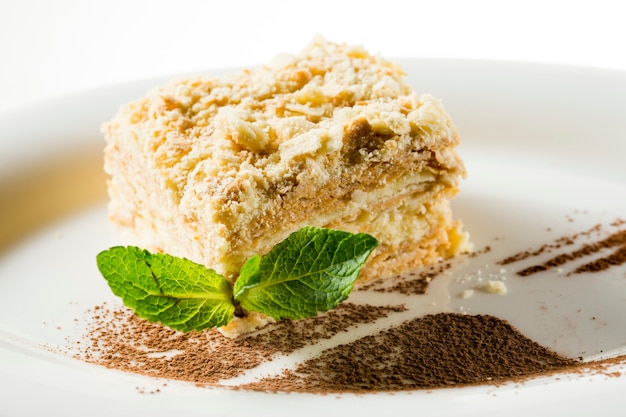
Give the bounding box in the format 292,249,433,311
233,226,378,320
96,246,234,332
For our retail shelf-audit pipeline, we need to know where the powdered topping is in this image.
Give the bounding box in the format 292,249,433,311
56,215,626,393
241,314,577,392
75,303,405,384
499,220,626,276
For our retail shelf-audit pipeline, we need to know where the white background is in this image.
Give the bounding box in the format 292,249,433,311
1,0,625,114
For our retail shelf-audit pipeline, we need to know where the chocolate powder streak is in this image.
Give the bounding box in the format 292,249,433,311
357,262,451,295
78,223,626,393
240,314,578,393
498,222,626,277
81,303,407,385
81,305,577,393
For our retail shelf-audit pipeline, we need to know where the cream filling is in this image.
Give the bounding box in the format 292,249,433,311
217,171,455,277
110,161,457,281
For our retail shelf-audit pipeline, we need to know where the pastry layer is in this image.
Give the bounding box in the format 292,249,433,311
103,38,469,328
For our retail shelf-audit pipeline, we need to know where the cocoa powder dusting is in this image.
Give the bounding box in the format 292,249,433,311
358,270,432,295
69,217,626,393
75,301,578,393
499,223,602,266
78,302,404,384
499,220,626,277
358,260,457,295
241,314,577,393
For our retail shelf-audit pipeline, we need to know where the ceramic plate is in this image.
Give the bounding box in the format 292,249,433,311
1,59,626,416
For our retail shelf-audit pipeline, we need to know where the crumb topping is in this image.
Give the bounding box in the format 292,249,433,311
103,37,466,282
104,38,458,227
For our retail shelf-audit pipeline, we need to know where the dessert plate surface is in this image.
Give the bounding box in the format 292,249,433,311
1,59,626,417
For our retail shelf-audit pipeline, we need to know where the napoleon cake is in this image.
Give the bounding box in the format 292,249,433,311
102,37,469,333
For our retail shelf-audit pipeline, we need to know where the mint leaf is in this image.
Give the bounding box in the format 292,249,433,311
96,246,234,332
96,228,378,333
233,226,378,320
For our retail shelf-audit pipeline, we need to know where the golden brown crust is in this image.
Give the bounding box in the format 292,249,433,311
102,37,469,290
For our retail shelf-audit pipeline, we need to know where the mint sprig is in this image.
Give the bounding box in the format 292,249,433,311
96,227,378,332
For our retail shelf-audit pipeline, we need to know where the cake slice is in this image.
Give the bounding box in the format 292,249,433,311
102,38,469,335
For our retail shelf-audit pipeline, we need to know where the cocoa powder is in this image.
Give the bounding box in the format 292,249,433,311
499,223,602,266
69,220,626,393
78,302,405,384
499,221,626,277
75,296,578,392
77,305,577,393
241,313,577,392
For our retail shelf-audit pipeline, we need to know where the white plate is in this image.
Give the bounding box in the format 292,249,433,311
1,60,626,417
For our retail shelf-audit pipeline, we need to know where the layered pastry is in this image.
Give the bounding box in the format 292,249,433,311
102,38,469,335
